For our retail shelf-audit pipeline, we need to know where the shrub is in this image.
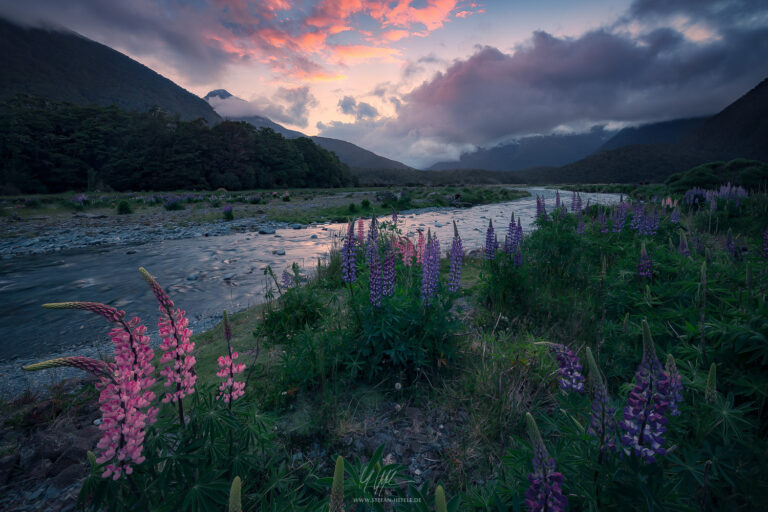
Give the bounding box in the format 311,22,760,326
223,205,234,221
116,200,132,215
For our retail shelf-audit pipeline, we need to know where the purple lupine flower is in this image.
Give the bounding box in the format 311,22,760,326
448,221,463,293
382,240,395,297
570,191,577,212
638,242,653,279
612,202,628,233
621,320,671,464
365,213,379,263
597,209,609,234
670,208,681,224
539,196,547,219
485,219,495,260
585,347,617,451
576,213,585,235
678,231,690,257
575,192,583,212
763,226,768,260
525,413,568,512
281,269,293,289
368,243,382,308
342,221,357,284
420,231,440,305
514,218,523,247
665,354,683,416
631,201,644,232
514,247,523,267
725,230,736,258
551,344,585,394
555,191,561,209
504,213,516,255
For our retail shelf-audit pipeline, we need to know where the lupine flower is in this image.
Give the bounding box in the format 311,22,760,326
575,192,583,212
555,191,561,209
551,344,585,394
217,310,246,403
638,242,653,279
382,240,395,297
448,221,463,293
421,231,440,305
576,213,585,235
524,413,568,512
670,208,681,224
392,209,398,225
416,229,426,265
43,302,157,480
678,231,690,257
763,226,768,259
585,347,617,451
570,191,577,212
621,320,671,464
357,218,365,246
514,218,523,247
398,236,415,266
365,213,379,263
612,201,628,232
535,195,547,219
725,229,736,258
369,241,383,308
514,247,523,267
504,213,516,254
23,356,115,381
342,221,357,283
485,219,495,260
140,268,196,408
642,208,660,236
631,202,644,232
597,209,609,233
281,269,293,289
665,354,683,416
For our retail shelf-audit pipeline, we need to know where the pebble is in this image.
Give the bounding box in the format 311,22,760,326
92,419,102,426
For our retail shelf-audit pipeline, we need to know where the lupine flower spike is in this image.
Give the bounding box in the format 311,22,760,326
638,241,653,279
368,238,383,308
551,344,585,394
43,301,157,479
448,220,463,293
665,354,683,416
421,230,440,305
525,412,568,512
356,218,365,246
585,347,617,451
23,356,115,380
217,310,246,403
620,320,671,463
140,267,196,419
678,231,690,257
281,269,293,289
382,240,395,297
330,455,345,512
229,476,243,512
342,221,357,284
365,213,379,263
504,213,516,254
416,229,426,265
485,219,495,260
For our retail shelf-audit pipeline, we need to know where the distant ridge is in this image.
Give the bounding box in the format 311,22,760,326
0,18,220,123
204,90,412,170
599,117,709,152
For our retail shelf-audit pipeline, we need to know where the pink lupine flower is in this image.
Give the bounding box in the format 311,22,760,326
42,302,157,480
140,268,196,420
217,311,247,404
23,356,115,381
401,237,415,266
416,230,426,265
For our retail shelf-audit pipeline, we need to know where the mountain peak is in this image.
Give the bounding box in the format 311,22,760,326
204,89,232,100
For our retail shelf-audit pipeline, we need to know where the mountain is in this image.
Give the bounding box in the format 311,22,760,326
528,77,768,183
599,117,708,152
0,18,220,123
683,77,768,161
429,127,613,171
204,90,411,170
310,137,411,170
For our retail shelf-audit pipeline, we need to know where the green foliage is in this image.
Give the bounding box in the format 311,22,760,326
666,159,768,193
116,200,132,215
361,199,371,209
0,96,353,193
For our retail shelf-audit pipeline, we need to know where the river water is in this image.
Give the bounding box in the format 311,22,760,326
0,187,620,397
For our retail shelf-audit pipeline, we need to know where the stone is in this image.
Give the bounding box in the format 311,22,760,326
126,249,137,254
52,464,85,489
310,234,318,239
273,249,286,255
0,453,19,485
292,224,302,229
45,485,61,500
258,227,275,234
223,273,235,280
187,272,200,281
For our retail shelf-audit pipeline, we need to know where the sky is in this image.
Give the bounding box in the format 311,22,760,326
2,0,767,167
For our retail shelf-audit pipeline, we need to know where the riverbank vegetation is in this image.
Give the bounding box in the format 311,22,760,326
7,181,768,510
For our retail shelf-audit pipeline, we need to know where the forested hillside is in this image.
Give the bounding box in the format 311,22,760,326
0,97,353,193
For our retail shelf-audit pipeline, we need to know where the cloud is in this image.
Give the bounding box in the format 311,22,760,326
337,95,379,120
210,86,317,127
390,21,768,144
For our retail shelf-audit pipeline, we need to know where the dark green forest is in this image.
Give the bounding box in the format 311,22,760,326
0,96,354,194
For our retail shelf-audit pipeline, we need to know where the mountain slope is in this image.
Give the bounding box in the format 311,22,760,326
529,77,768,183
599,117,708,152
310,137,411,170
204,90,411,170
0,18,220,123
429,128,613,171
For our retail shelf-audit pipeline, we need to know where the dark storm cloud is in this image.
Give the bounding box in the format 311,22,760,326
628,0,768,28
0,0,232,84
392,20,768,144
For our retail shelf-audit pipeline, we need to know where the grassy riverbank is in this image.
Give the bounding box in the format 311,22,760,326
3,184,767,511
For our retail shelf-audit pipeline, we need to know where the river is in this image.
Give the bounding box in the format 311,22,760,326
0,187,620,398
